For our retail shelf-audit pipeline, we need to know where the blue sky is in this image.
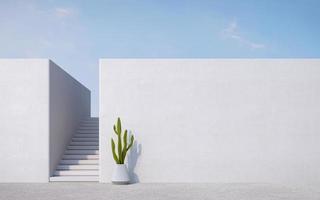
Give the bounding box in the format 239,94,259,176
1,0,319,116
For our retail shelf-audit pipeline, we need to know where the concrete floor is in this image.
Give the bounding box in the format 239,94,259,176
0,183,319,200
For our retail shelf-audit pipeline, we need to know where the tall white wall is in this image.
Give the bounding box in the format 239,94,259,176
100,59,320,185
0,59,49,182
0,59,91,182
49,61,91,176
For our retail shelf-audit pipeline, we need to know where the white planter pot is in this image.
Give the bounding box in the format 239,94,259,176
112,164,130,184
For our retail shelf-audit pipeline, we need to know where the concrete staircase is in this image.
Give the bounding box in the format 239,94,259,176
50,118,99,182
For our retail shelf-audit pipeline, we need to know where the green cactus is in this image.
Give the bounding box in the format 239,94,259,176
111,117,135,164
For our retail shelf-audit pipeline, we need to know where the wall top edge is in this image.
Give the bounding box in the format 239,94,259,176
99,58,320,61
0,58,50,61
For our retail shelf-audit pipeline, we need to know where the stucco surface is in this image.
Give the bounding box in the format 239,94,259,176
0,59,91,182
0,59,49,182
100,59,320,184
49,61,91,176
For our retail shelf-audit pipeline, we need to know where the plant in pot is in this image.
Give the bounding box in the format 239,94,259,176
111,117,134,184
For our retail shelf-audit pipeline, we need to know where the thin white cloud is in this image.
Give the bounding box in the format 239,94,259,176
222,20,265,50
54,7,74,18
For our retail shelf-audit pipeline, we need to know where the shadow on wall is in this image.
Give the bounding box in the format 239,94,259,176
127,140,142,184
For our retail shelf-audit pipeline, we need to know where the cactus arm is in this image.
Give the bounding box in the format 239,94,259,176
123,130,128,148
122,149,128,163
116,118,122,163
113,125,117,134
111,139,119,164
117,132,122,164
116,117,122,134
122,130,128,159
121,130,128,162
117,118,123,163
122,135,134,162
126,135,134,151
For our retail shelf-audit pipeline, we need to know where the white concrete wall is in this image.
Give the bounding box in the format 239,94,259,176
100,59,320,185
49,61,91,176
0,59,49,182
0,59,91,182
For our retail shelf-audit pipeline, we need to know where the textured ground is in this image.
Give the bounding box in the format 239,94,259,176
0,183,319,200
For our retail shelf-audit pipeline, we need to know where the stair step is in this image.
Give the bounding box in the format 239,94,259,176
70,142,99,146
72,138,99,142
76,133,99,135
82,118,98,121
68,146,99,150
81,121,99,124
73,137,99,140
78,127,99,129
65,150,99,155
79,125,98,128
54,170,98,176
74,134,99,138
57,165,99,170
76,131,99,133
62,154,99,160
82,119,98,121
60,159,99,165
50,176,98,182
77,131,99,134
80,124,99,126
77,130,99,133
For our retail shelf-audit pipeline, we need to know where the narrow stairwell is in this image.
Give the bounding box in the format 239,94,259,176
50,117,99,182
